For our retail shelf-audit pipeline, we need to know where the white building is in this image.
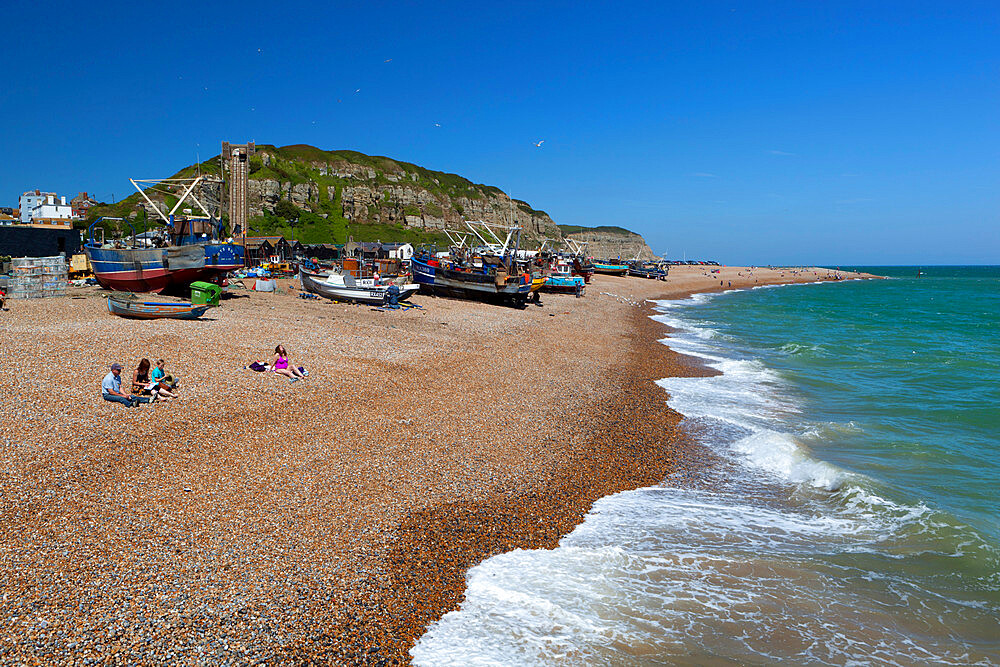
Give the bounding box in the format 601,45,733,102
386,242,414,260
31,194,73,221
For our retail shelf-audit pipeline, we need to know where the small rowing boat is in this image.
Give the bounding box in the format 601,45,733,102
107,293,211,319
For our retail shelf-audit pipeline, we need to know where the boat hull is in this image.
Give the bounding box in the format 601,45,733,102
628,267,667,279
107,297,210,319
542,275,586,293
299,269,418,305
411,256,530,305
86,243,244,293
593,263,629,276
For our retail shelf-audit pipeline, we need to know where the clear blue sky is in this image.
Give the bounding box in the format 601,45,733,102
2,1,997,264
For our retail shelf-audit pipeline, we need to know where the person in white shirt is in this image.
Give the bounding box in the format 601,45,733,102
102,363,139,407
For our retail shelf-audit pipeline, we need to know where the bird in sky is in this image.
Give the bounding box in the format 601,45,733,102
534,140,545,147
257,48,262,53
354,88,361,93
434,123,441,127
384,58,392,63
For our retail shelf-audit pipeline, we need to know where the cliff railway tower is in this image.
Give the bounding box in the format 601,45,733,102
222,141,254,242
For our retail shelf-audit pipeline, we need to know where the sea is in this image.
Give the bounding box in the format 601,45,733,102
411,266,1000,666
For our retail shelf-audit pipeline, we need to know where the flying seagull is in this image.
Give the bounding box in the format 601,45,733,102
434,123,441,127
384,58,392,63
354,88,361,93
534,140,545,147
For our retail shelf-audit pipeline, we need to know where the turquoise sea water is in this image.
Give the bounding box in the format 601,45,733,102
414,267,1000,665
697,266,1000,543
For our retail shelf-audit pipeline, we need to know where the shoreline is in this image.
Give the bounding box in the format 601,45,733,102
0,265,876,664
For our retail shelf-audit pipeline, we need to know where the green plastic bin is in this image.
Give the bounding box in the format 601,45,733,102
190,281,222,306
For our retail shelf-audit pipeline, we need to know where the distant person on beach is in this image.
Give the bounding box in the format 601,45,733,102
102,363,139,407
272,344,307,382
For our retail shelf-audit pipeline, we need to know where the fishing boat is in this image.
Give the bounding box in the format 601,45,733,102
572,256,595,283
299,268,419,305
627,263,669,279
542,256,586,293
561,239,593,283
411,221,532,306
106,293,210,320
592,261,629,276
412,255,532,305
542,272,585,293
85,176,244,293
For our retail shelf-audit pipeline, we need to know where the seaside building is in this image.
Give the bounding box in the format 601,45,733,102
18,190,55,223
28,194,73,229
300,243,344,261
0,208,16,226
240,236,296,266
0,225,80,258
344,240,413,260
70,192,98,220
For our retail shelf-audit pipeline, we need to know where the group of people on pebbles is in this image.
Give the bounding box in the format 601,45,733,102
101,344,309,408
100,358,181,408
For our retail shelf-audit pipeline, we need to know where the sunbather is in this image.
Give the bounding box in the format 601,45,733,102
272,344,307,382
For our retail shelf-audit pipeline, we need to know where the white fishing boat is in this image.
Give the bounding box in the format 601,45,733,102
299,267,419,305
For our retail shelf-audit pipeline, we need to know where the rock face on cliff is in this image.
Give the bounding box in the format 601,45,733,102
240,145,562,243
560,225,659,261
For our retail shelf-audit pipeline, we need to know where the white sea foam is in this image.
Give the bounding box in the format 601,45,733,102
412,485,989,666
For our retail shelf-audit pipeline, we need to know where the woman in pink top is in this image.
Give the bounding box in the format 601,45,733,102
272,344,307,381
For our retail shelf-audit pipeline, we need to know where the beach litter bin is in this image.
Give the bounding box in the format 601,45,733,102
190,281,223,306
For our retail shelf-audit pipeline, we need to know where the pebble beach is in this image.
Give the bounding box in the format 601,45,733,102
0,265,874,665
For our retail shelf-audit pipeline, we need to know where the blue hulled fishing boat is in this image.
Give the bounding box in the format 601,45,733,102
85,176,243,293
411,221,532,306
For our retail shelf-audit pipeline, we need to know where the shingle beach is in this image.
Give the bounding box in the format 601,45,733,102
0,265,875,664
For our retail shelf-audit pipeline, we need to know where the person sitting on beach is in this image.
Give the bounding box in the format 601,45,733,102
131,358,160,403
272,344,307,382
152,359,180,392
102,363,139,407
150,359,180,400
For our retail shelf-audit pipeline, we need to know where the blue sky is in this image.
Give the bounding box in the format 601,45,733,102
2,1,997,264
